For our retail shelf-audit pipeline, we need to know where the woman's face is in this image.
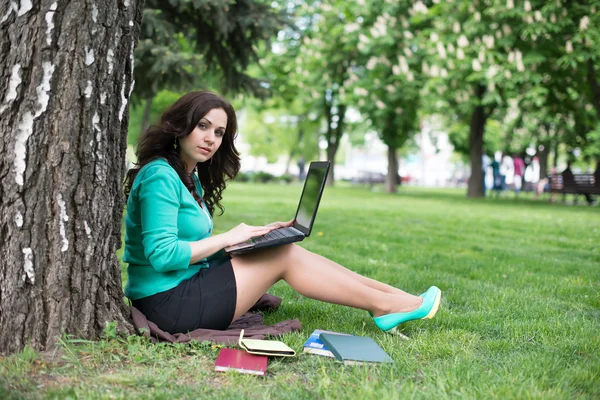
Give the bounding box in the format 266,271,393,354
179,107,228,172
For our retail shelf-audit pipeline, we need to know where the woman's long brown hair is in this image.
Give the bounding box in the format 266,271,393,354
124,91,241,215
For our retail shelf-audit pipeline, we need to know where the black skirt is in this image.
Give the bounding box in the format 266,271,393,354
132,256,237,333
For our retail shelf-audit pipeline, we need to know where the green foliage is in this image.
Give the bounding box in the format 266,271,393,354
279,173,294,183
252,171,276,183
233,171,251,182
239,98,320,163
102,322,119,341
448,118,504,159
349,0,426,151
134,0,288,103
128,90,184,146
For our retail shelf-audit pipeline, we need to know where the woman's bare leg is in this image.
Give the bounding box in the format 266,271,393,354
230,244,422,321
306,249,413,296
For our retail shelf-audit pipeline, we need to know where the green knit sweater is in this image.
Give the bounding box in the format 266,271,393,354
123,159,213,300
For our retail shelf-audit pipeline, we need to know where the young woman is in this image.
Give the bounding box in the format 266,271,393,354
123,91,441,335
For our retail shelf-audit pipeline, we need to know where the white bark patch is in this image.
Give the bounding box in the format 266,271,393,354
17,0,32,16
119,40,136,121
100,92,106,104
91,4,98,22
92,112,101,139
14,111,33,186
84,220,91,237
124,0,130,8
106,48,114,74
15,212,23,227
22,247,34,283
84,80,93,98
91,4,98,34
15,62,55,185
56,193,69,252
1,2,18,23
85,47,95,66
5,64,21,103
35,61,55,117
118,77,127,122
128,20,133,27
45,2,57,46
129,79,135,99
93,112,102,160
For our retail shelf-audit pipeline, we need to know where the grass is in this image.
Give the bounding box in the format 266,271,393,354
1,184,599,399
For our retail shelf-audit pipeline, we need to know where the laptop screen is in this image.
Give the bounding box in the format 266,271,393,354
293,161,330,236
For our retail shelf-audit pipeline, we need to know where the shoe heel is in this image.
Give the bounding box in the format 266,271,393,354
423,290,441,319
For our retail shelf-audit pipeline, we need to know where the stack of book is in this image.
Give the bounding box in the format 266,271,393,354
214,328,396,375
214,329,295,376
303,329,393,365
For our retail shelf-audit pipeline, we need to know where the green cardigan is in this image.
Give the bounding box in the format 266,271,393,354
123,159,213,300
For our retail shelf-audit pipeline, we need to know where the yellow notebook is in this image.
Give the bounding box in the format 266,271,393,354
238,329,296,357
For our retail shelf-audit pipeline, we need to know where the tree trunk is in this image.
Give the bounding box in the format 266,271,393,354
467,85,487,198
538,124,551,179
0,0,144,355
140,95,153,134
324,102,346,187
587,59,600,119
326,143,338,185
385,146,398,193
552,139,559,169
284,123,305,175
538,144,549,179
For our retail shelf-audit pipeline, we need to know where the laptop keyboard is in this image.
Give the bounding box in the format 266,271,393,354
252,228,300,244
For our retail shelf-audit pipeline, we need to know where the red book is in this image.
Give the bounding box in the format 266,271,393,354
214,348,268,376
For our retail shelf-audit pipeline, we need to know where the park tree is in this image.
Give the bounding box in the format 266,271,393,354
421,0,600,197
242,6,322,174
0,1,144,355
351,0,427,193
283,1,361,186
419,0,532,197
527,0,600,164
246,1,359,185
241,97,320,172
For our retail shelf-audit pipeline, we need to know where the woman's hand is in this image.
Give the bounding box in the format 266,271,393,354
224,223,274,247
265,219,294,229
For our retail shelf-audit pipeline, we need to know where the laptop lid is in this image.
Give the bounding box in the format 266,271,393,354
292,161,330,237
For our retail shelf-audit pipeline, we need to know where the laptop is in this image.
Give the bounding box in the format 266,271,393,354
224,161,330,255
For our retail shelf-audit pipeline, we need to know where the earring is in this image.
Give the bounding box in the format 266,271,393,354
173,138,178,149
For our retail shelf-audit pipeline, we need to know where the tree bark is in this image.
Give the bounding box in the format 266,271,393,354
467,85,487,198
587,59,600,119
538,124,551,179
385,146,398,193
284,122,305,175
0,0,144,355
538,144,549,179
324,102,345,187
552,139,559,168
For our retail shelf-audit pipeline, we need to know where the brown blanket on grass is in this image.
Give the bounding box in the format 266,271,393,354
131,293,301,344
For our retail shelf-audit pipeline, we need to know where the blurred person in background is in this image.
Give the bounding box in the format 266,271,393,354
500,152,514,194
513,153,525,197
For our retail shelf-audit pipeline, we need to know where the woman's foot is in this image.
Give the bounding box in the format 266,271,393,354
372,286,442,333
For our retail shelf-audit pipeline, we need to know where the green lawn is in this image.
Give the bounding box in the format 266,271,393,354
2,184,599,399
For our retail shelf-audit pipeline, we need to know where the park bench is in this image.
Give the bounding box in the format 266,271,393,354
548,173,600,204
352,171,386,185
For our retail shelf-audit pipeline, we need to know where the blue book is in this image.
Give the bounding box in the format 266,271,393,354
303,329,350,357
319,333,394,365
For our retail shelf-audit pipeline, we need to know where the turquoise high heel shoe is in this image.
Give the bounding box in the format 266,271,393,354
373,286,442,333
